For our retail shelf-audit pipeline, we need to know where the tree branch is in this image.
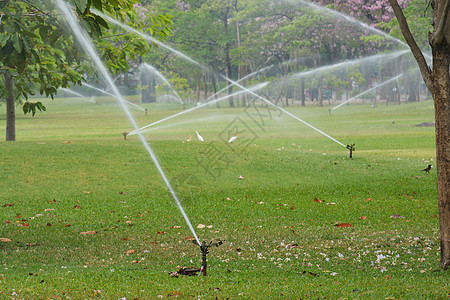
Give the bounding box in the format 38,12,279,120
430,0,450,46
387,0,432,86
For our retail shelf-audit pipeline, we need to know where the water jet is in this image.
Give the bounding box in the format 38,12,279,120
56,0,201,247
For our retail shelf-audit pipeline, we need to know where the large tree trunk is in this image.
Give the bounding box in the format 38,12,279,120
431,42,450,270
388,0,450,270
5,74,15,141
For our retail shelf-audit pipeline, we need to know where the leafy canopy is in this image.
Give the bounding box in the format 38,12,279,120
0,0,172,114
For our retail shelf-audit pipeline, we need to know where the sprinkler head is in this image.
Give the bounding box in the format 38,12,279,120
122,131,128,140
346,144,355,159
192,240,223,276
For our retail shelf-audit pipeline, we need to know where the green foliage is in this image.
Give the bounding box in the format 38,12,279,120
347,64,366,94
0,0,172,117
22,101,46,116
164,70,192,99
381,0,432,50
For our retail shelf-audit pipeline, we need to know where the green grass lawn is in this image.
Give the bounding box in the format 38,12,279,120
0,97,448,299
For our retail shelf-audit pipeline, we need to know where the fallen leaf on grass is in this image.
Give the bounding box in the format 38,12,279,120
62,141,72,144
2,203,14,207
82,191,92,194
64,224,71,227
325,202,336,205
359,216,367,220
118,192,128,195
170,226,182,229
238,175,244,180
314,198,322,203
197,224,206,229
19,223,30,227
334,222,352,228
46,199,57,203
157,231,166,234
183,236,195,240
74,205,83,209
46,223,52,227
0,238,12,242
131,260,140,264
365,198,372,202
390,214,406,219
125,250,137,255
80,231,97,235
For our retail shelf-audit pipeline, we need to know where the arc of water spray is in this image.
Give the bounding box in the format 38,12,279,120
60,87,85,98
290,50,409,80
220,75,348,148
205,65,274,102
82,82,146,112
157,94,183,103
129,82,269,136
142,63,184,105
98,12,347,148
56,0,201,245
295,0,431,62
289,0,409,49
94,10,203,69
330,74,404,111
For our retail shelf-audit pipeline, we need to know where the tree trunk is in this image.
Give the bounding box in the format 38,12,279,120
141,70,155,103
5,74,15,141
202,73,207,100
300,77,305,107
223,19,234,108
389,0,450,269
318,86,323,107
431,42,450,270
196,71,200,102
212,75,220,108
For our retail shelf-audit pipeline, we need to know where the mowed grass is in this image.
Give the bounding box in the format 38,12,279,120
0,97,448,299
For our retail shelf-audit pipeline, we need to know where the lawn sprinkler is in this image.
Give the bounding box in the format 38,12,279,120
145,108,148,116
346,143,355,159
122,131,128,140
193,240,223,276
